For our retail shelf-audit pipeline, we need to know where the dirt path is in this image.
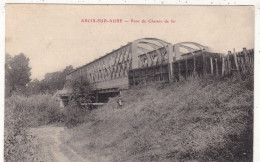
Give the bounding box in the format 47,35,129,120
30,125,90,162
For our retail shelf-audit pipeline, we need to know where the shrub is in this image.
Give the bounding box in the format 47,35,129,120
6,94,65,126
64,102,91,128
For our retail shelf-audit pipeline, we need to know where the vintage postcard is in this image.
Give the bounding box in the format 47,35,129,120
2,3,257,162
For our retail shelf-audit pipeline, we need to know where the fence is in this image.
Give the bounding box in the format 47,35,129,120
223,48,254,76
128,48,254,86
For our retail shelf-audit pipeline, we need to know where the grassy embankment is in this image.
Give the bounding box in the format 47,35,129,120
66,76,253,161
4,94,64,161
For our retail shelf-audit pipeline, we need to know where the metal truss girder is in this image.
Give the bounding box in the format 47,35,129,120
138,41,161,49
179,45,197,53
174,42,207,51
138,46,152,53
138,38,169,46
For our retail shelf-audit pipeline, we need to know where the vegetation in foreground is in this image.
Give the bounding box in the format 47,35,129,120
4,94,64,161
4,52,76,161
4,53,253,161
4,76,92,161
66,75,253,162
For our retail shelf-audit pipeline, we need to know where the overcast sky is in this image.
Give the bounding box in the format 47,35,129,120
5,5,254,80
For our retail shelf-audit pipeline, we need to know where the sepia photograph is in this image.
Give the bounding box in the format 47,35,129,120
3,4,255,162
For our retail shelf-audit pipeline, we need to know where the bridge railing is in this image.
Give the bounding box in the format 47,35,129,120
128,64,169,86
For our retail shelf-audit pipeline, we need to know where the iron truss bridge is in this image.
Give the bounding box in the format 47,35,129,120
58,38,253,104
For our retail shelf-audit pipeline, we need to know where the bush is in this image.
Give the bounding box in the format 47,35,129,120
6,94,65,126
64,102,91,128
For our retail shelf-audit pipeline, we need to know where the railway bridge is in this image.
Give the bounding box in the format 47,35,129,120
58,38,210,104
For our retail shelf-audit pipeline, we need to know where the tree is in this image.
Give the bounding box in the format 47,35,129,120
27,79,41,95
5,54,12,97
64,76,94,128
63,65,74,74
40,65,74,94
66,76,94,106
5,53,31,96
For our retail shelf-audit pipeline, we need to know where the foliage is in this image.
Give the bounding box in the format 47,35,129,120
64,104,91,128
4,94,65,161
64,76,94,128
27,65,74,95
4,110,39,162
66,75,253,162
67,75,94,106
5,53,74,95
5,53,31,96
26,79,42,95
6,94,65,126
42,65,74,93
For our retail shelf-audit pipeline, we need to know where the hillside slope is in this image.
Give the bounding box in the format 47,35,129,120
66,76,253,161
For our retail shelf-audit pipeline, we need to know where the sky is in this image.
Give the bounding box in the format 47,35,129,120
5,5,254,80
